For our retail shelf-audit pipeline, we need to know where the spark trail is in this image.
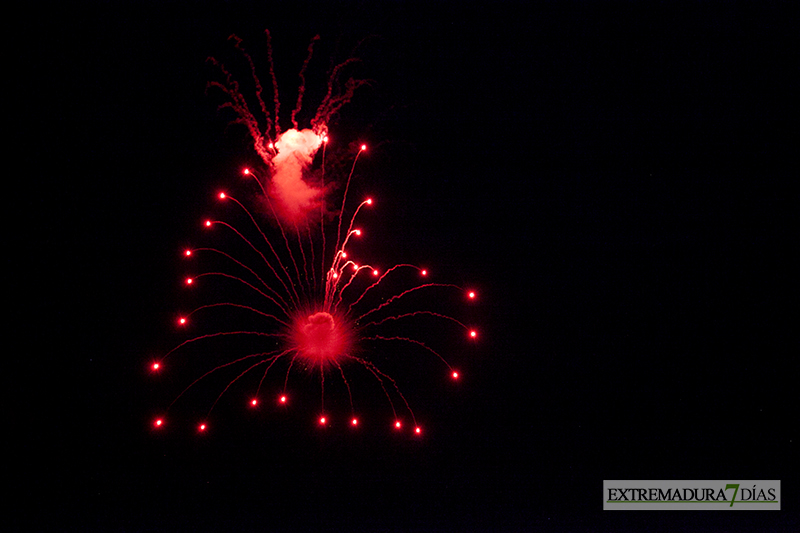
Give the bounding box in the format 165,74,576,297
151,32,478,436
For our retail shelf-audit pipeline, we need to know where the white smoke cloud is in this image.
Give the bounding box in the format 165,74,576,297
270,128,324,223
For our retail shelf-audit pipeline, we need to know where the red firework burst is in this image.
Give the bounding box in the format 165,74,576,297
150,32,478,436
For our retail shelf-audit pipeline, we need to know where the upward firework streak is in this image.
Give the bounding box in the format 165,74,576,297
151,32,478,436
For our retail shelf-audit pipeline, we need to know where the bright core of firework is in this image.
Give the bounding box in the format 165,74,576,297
289,309,354,365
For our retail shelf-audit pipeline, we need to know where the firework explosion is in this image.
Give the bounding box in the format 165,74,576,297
150,32,478,436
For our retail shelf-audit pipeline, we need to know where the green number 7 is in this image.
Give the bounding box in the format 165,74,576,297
725,483,739,507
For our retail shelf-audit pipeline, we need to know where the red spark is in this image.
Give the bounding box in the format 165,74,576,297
415,426,422,435
279,395,287,404
250,398,258,406
154,418,163,427
469,330,478,339
178,317,186,325
219,192,226,200
198,423,207,432
184,249,192,257
395,420,402,429
152,362,160,371
319,416,327,425
185,277,193,285
351,417,358,426
451,371,459,379
205,220,212,227
468,291,476,299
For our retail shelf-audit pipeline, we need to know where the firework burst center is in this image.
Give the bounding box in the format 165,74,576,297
289,309,354,366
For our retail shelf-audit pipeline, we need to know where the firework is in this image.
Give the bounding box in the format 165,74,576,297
150,32,478,436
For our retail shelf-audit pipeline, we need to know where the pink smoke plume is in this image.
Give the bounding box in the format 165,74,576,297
208,30,369,227
269,128,325,224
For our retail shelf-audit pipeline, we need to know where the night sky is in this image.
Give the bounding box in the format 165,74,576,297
21,1,796,531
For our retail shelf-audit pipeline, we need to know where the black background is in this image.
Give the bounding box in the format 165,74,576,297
18,1,796,531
